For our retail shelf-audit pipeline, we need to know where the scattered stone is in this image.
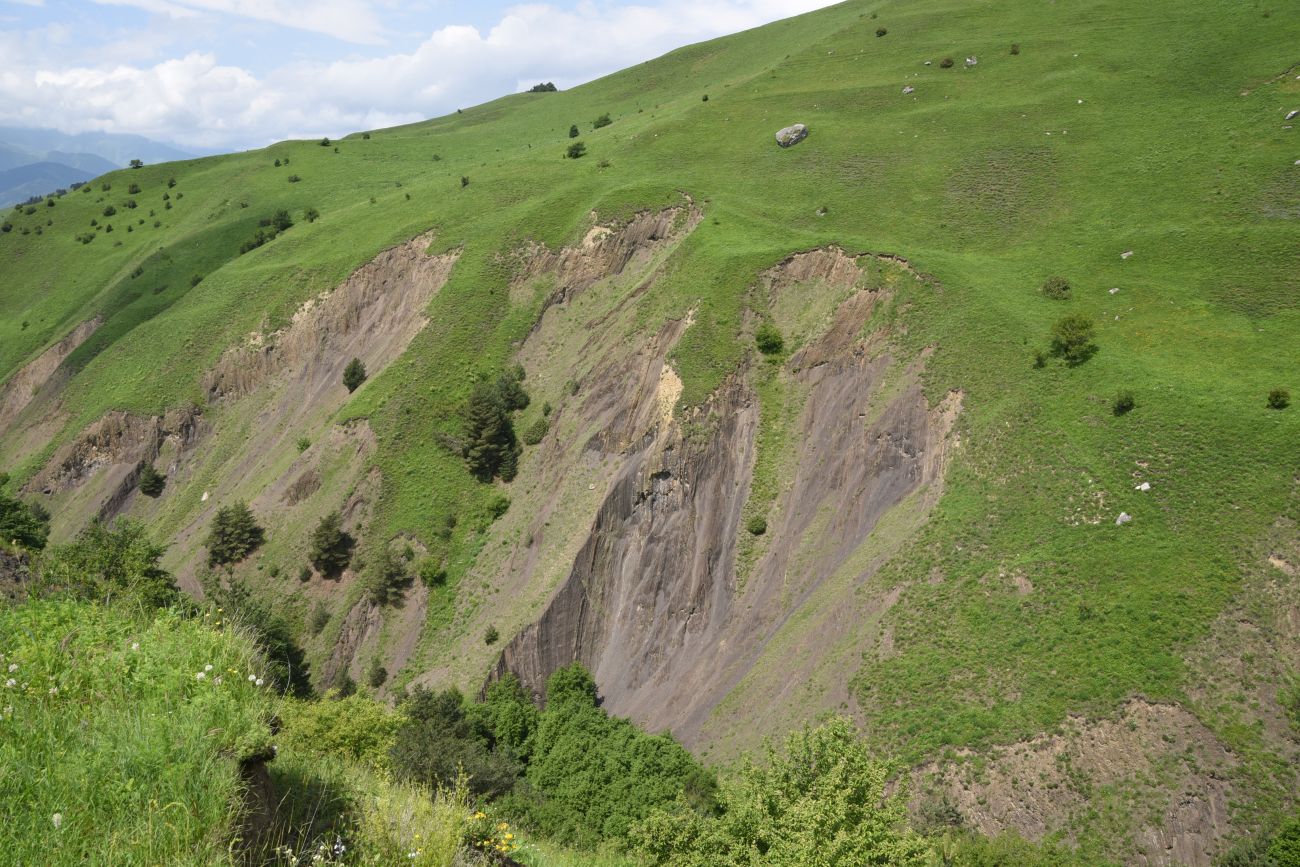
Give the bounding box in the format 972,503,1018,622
1108,287,1120,295
1287,109,1299,121
1121,250,1134,259
924,60,933,66
966,56,978,67
903,85,915,94
201,491,210,502
1116,512,1133,526
775,123,809,148
1135,482,1151,492
1077,99,1084,104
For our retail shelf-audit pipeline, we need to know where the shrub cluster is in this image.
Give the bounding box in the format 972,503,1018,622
307,511,354,577
461,365,530,482
204,501,264,567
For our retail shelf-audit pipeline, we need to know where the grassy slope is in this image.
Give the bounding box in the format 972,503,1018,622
0,599,277,865
1,0,1298,827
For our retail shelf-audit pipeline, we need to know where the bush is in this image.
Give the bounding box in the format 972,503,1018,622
940,57,954,68
569,124,580,138
1268,388,1290,410
287,174,301,183
1041,275,1072,300
0,487,50,550
522,417,549,445
138,462,166,497
102,205,116,217
462,368,529,482
167,177,176,187
390,686,522,799
630,717,930,866
199,576,311,695
1010,43,1021,55
876,27,888,36
271,208,293,231
755,321,785,355
567,141,587,159
484,625,500,645
460,175,470,188
279,693,402,770
362,131,371,139
204,502,264,567
127,183,141,194
528,82,558,93
361,547,410,606
308,511,354,577
746,515,767,536
1049,314,1097,365
319,137,330,146
129,158,143,168
343,357,367,392
418,558,447,587
309,601,330,634
1112,390,1136,416
366,657,387,688
304,206,319,222
593,113,613,129
37,519,176,608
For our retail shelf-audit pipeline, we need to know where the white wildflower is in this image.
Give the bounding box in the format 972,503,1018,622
195,671,207,680
214,676,223,685
248,674,256,682
51,813,62,830
7,663,16,673
131,642,140,652
255,678,264,687
4,679,14,688
48,687,58,696
204,664,213,672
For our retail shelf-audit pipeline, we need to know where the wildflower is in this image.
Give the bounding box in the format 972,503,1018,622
6,663,16,673
4,679,14,688
498,822,509,830
195,672,206,680
131,642,140,652
48,687,58,696
204,664,213,672
255,678,264,687
214,677,223,685
51,813,62,830
248,674,256,682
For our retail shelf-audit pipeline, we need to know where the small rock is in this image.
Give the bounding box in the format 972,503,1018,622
1135,482,1151,492
903,85,915,94
1287,109,1299,121
775,123,809,148
1109,287,1120,295
965,56,978,67
1121,250,1134,259
1116,512,1133,526
201,491,209,502
924,60,933,65
1077,99,1084,104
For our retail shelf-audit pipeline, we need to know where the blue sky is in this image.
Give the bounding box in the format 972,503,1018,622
0,0,839,151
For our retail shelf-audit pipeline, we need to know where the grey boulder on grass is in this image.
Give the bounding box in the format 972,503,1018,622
775,123,809,147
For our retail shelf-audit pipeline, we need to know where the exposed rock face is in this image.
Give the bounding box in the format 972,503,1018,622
493,248,961,745
914,700,1238,867
0,317,101,437
775,124,809,147
203,231,456,403
25,406,205,535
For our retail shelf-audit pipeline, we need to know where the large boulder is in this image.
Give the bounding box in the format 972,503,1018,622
775,123,809,148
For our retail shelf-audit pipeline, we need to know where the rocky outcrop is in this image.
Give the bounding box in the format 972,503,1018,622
0,317,101,437
24,406,204,532
914,700,1238,867
203,231,456,403
493,249,961,744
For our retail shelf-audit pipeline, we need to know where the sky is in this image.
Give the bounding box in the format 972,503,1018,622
0,0,841,152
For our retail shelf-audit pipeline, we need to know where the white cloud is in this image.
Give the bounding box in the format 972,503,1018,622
0,0,840,149
91,0,386,44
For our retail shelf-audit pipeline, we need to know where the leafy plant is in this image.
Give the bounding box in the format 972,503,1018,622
138,462,166,497
1267,388,1290,410
307,511,354,578
755,322,784,355
204,502,265,567
343,357,367,392
1041,275,1072,300
1049,314,1097,365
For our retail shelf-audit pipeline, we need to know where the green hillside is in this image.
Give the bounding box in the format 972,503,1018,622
2,0,1298,862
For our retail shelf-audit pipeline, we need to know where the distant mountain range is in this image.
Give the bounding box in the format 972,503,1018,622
0,127,195,206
